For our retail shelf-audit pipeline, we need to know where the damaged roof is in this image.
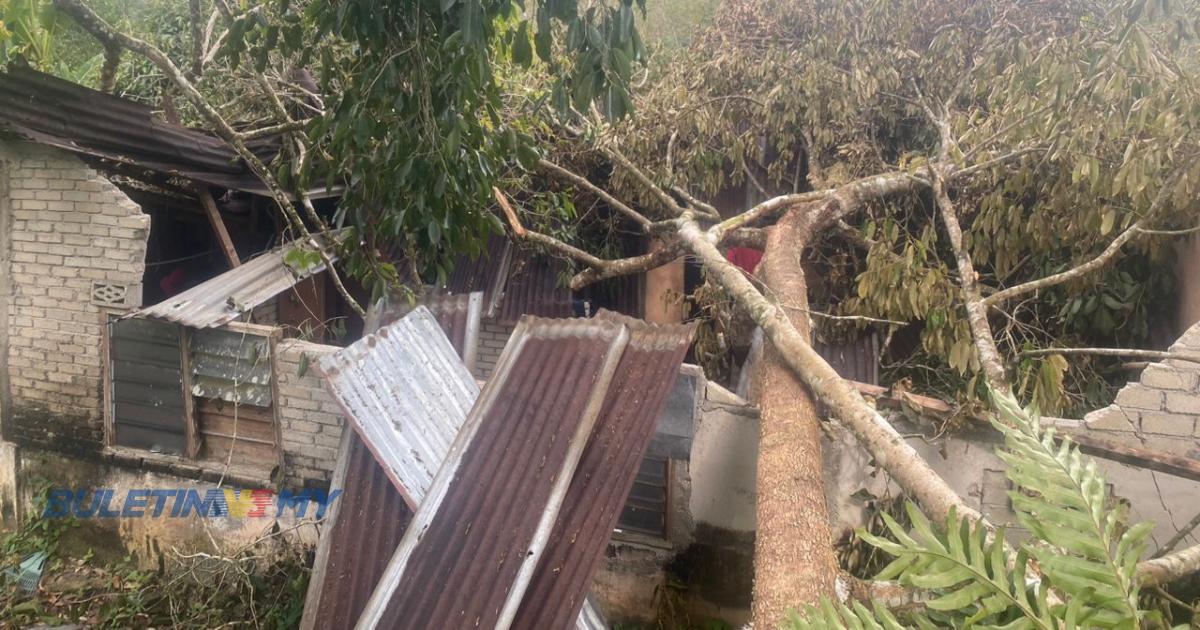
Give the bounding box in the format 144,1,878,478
0,65,279,195
358,316,631,629
511,310,695,628
129,232,338,329
301,431,414,630
355,313,694,629
306,308,609,630
442,235,576,324
319,306,479,507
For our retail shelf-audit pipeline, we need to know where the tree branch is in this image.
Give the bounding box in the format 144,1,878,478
537,159,651,228
676,215,990,534
1019,347,1200,365
982,170,1183,308
54,0,364,318
931,166,1011,393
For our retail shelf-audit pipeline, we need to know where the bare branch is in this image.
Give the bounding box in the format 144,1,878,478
236,120,308,141
675,215,990,534
537,159,651,228
931,166,1011,393
983,170,1183,308
54,0,364,318
1139,543,1200,587
1020,347,1200,365
708,171,924,243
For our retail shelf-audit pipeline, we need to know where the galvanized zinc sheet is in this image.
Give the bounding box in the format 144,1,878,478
511,310,695,629
443,234,512,317
378,291,483,373
188,328,273,406
130,234,336,329
319,306,479,507
357,317,630,630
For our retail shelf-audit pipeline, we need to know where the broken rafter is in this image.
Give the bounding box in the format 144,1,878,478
196,187,241,268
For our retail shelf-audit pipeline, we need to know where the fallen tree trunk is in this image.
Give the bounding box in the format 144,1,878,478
751,209,839,624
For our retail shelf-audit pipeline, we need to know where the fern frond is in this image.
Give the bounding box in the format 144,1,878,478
991,390,1147,628
788,391,1153,629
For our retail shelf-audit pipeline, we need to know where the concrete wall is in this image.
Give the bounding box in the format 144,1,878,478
274,339,345,489
0,140,148,452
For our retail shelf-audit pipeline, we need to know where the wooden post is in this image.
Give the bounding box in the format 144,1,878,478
179,326,199,460
196,187,241,268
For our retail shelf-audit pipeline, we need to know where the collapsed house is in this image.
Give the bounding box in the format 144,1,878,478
2,62,1200,627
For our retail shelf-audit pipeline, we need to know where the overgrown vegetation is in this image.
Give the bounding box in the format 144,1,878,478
0,497,310,628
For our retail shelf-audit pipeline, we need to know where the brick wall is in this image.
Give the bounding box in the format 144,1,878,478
1081,321,1200,456
0,140,148,451
275,338,345,488
474,318,515,378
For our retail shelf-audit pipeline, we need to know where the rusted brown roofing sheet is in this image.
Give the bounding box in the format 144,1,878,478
498,248,575,324
301,430,412,630
511,310,695,628
129,233,338,329
357,317,630,629
0,65,277,195
443,234,512,317
815,333,880,385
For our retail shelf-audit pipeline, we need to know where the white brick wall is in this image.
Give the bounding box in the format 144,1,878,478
1082,322,1200,455
474,318,515,378
275,338,345,488
1,141,148,450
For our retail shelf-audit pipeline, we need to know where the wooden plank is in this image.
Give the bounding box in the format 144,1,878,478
200,432,278,464
180,327,199,460
196,398,274,423
850,380,955,414
197,187,241,268
1067,433,1200,484
197,413,277,444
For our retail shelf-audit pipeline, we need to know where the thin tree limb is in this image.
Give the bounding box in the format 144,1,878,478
54,0,365,318
931,166,1012,393
983,170,1183,308
1019,347,1200,365
537,159,651,228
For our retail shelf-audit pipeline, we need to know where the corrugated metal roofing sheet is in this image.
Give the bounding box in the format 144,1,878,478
129,233,337,329
498,248,575,324
301,430,413,630
357,317,630,629
320,306,479,507
443,234,512,318
305,308,606,630
379,292,483,374
511,310,695,628
814,333,880,385
0,65,277,195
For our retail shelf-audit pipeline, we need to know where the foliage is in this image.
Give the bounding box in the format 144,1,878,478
585,0,1200,415
188,0,648,299
788,390,1158,629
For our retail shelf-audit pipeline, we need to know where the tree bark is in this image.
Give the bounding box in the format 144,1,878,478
751,209,839,626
